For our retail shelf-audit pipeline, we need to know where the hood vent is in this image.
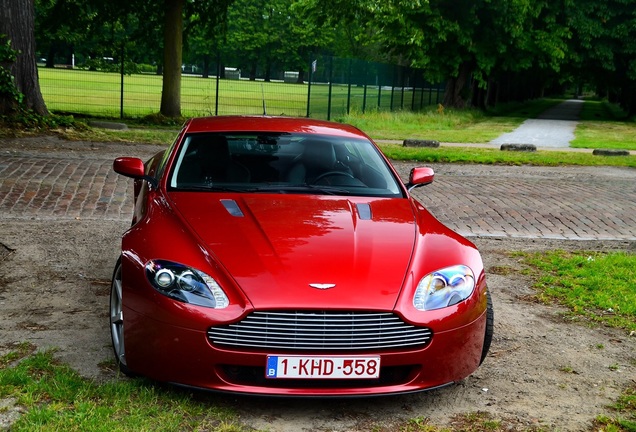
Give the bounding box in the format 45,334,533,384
356,203,372,220
220,199,244,217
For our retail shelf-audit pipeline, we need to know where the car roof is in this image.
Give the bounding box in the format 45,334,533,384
182,116,370,140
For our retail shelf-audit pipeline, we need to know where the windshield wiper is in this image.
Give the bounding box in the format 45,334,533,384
175,183,352,195
175,184,258,193
252,184,352,195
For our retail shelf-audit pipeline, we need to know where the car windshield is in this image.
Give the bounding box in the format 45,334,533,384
168,132,404,197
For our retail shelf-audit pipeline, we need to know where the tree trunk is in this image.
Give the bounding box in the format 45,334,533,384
202,54,209,79
160,0,184,118
46,45,56,68
296,68,305,84
264,57,271,82
249,61,257,81
0,0,49,115
442,62,472,109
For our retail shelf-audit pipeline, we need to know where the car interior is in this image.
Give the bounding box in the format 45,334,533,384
170,132,401,196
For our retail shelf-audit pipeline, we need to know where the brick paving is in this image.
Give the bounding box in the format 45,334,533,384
1,147,635,241
0,155,132,221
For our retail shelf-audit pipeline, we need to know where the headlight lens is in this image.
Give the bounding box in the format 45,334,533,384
145,260,229,309
413,265,475,311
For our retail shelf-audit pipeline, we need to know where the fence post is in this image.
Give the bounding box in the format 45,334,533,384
390,66,395,111
327,56,333,121
346,58,352,115
400,67,405,110
306,57,313,118
215,52,220,116
362,63,367,114
120,42,125,119
410,69,416,110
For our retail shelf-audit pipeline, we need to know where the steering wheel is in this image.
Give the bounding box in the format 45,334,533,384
312,171,356,184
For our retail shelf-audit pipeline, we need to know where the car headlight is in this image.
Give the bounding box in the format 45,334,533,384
145,260,229,309
413,265,475,311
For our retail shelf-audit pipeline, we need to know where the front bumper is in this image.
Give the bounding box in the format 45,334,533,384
123,306,486,396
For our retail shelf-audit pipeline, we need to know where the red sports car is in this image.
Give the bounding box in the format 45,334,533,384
111,116,493,396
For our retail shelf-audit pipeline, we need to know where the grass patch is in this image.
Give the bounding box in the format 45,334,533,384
594,383,636,432
37,67,443,120
571,100,636,150
338,99,566,143
572,121,636,150
378,144,636,167
0,349,246,431
338,107,520,142
523,250,636,332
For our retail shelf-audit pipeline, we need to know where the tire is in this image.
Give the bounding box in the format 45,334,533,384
479,290,494,365
110,258,134,376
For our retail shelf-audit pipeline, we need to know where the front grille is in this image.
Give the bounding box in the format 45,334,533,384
207,311,432,351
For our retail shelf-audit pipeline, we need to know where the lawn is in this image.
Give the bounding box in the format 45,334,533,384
37,67,443,120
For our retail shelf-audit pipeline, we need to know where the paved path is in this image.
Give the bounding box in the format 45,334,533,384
1,138,635,241
490,99,584,148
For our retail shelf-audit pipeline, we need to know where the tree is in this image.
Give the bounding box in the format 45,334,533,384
160,0,233,117
301,0,573,108
567,0,636,115
221,0,334,83
35,0,96,68
160,0,185,117
0,0,48,115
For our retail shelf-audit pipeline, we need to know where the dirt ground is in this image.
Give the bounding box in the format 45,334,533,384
1,137,635,431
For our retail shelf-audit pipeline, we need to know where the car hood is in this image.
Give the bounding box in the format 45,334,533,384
169,193,417,310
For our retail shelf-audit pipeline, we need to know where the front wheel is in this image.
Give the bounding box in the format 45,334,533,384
480,290,494,365
110,258,134,376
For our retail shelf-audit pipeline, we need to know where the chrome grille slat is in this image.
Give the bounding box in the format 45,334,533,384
207,311,433,351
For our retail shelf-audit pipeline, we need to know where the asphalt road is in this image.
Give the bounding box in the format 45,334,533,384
490,99,584,148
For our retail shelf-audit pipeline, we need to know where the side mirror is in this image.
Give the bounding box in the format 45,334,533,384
113,157,157,187
113,157,145,178
406,167,434,191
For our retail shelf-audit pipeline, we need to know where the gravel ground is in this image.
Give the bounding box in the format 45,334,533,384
0,136,635,431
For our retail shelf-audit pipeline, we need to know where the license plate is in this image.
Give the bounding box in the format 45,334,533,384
266,355,380,379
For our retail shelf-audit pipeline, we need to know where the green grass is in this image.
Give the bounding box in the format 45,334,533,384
570,100,636,150
337,108,521,142
594,384,636,432
21,71,636,164
523,250,636,332
521,250,636,430
0,348,246,432
38,67,442,120
379,144,636,167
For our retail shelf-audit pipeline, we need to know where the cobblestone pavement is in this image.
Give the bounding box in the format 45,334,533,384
1,138,635,241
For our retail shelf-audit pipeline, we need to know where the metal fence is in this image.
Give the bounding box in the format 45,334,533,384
38,54,444,120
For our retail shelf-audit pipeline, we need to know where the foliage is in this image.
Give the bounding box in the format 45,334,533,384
567,0,636,115
0,42,82,130
0,35,23,108
0,107,79,132
299,0,572,108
